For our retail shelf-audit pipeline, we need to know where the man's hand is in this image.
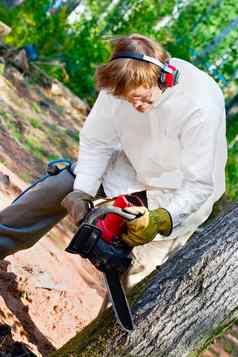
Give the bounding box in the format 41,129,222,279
121,206,173,247
61,190,93,225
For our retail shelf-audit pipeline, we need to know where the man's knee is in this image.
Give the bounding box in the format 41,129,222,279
14,168,75,207
0,168,75,257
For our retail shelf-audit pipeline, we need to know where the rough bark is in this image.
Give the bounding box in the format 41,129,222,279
51,202,238,357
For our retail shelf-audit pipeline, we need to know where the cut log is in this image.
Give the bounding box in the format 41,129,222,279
51,202,238,357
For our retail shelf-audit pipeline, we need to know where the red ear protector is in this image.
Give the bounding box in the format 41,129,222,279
111,51,179,88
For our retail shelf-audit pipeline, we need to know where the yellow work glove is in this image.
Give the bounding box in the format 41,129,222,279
121,206,173,247
61,190,93,225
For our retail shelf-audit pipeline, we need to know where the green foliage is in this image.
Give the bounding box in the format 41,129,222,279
161,0,238,90
1,0,68,52
0,0,235,101
226,114,238,200
1,0,237,102
0,0,179,104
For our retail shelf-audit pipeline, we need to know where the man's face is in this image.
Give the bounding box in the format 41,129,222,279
122,85,162,113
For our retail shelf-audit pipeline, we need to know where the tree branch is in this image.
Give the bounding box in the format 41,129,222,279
51,202,238,357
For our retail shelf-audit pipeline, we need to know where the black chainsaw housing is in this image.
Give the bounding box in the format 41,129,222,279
66,223,132,273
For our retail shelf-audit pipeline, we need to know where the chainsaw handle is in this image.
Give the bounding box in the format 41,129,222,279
85,206,140,225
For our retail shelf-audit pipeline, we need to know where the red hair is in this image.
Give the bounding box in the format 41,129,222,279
95,34,170,96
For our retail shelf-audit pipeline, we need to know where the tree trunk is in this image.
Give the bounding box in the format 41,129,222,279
50,202,238,357
0,0,24,7
195,15,238,59
226,93,238,117
65,0,82,15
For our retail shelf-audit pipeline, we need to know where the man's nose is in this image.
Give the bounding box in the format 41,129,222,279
132,99,143,109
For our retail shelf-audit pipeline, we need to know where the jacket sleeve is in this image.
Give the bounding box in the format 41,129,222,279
165,107,226,228
73,91,120,196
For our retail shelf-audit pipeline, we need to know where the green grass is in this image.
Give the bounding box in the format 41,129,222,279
47,153,61,161
24,137,46,160
4,118,23,142
0,110,9,119
66,128,79,142
29,116,43,129
0,63,4,76
31,102,42,114
18,171,32,182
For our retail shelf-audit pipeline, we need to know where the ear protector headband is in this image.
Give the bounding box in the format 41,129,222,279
111,51,179,87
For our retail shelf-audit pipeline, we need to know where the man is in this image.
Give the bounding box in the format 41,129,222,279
62,34,227,285
0,34,227,287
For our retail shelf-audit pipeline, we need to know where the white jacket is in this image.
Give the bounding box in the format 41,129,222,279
74,58,227,240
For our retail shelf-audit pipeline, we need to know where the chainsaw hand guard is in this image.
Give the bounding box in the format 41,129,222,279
65,206,137,273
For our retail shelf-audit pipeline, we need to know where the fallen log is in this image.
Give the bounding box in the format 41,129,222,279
51,202,238,357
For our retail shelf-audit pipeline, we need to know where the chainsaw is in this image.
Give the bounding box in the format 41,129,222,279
65,194,144,331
